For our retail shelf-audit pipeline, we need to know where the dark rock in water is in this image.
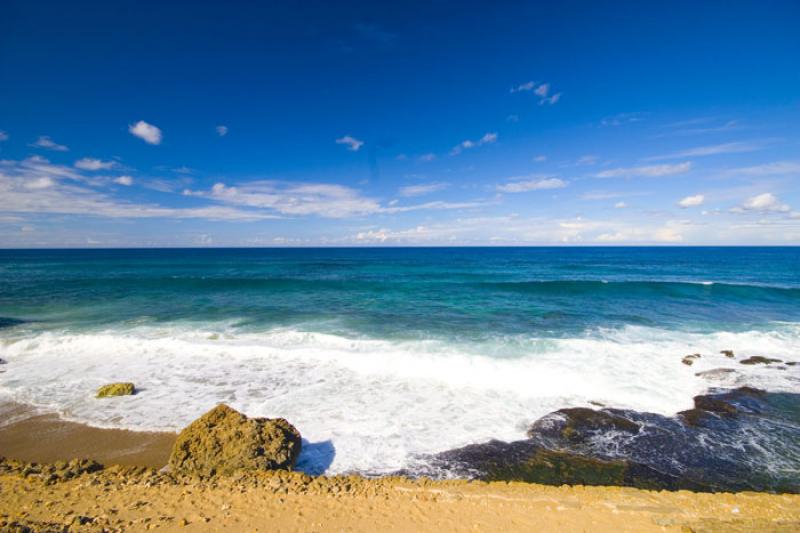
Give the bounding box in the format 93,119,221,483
740,356,782,365
693,395,738,415
528,407,639,443
787,362,798,366
423,387,800,493
682,353,701,366
0,358,6,365
678,408,719,427
694,368,737,380
431,439,694,490
169,404,302,477
720,349,735,358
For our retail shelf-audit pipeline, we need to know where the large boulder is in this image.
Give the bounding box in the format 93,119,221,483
169,404,302,477
96,382,135,398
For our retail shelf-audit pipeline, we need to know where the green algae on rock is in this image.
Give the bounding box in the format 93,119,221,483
169,404,302,477
96,382,136,398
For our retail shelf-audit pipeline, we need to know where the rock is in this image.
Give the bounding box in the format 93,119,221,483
740,356,782,365
0,358,6,364
96,382,136,398
787,362,798,366
680,387,767,426
434,440,694,490
682,354,701,366
528,407,640,443
694,368,737,380
720,350,735,358
169,404,302,477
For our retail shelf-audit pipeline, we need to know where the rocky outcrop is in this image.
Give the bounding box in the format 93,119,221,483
528,407,639,443
96,382,135,398
720,350,734,358
169,404,302,477
678,387,766,427
682,353,701,366
740,356,782,365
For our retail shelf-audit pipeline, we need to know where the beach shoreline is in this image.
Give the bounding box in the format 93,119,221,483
2,401,800,531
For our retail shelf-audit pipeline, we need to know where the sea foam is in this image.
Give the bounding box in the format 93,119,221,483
1,323,798,475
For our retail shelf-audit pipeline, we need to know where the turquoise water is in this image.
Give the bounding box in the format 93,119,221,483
1,247,799,477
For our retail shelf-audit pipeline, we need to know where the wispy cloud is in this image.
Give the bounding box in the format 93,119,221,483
646,141,766,160
114,176,134,186
497,177,567,193
354,23,396,44
418,153,436,162
398,182,448,197
723,161,800,177
216,125,228,137
601,113,644,127
30,135,69,152
0,131,8,141
336,135,364,151
678,194,704,208
511,80,561,105
74,157,116,171
450,132,497,155
595,161,692,178
129,120,163,145
0,157,269,221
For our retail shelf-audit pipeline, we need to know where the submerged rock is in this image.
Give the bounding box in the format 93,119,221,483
740,356,782,365
720,350,735,358
96,382,136,398
0,358,6,364
169,404,302,477
695,368,737,380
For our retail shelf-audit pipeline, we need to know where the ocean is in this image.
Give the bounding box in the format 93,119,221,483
1,247,799,485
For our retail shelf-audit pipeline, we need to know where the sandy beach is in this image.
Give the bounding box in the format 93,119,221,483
1,405,800,532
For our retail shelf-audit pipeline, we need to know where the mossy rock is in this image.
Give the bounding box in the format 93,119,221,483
169,404,302,477
487,449,628,486
96,382,135,398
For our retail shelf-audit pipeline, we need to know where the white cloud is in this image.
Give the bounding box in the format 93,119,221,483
216,125,228,137
129,120,163,145
736,193,790,213
450,132,497,155
335,135,364,151
614,202,627,209
114,175,134,186
647,141,766,160
0,131,8,141
511,80,561,105
418,153,436,162
30,135,69,152
576,155,599,166
678,194,705,208
497,177,567,193
595,161,692,178
398,182,448,197
74,158,116,171
0,157,270,221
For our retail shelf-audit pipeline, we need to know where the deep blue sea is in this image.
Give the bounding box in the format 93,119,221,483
1,247,799,481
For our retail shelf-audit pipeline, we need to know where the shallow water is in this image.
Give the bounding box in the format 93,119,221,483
1,247,798,476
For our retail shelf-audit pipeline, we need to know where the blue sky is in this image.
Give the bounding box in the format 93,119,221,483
1,0,799,246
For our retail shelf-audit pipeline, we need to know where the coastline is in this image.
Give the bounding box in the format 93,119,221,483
2,402,800,531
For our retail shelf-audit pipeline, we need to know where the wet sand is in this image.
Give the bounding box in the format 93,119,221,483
0,402,174,468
